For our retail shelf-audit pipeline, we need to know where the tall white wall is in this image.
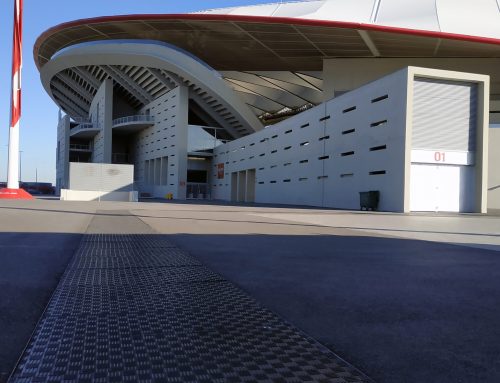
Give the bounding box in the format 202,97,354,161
90,79,113,163
133,85,189,199
488,126,500,209
56,114,70,193
212,68,409,211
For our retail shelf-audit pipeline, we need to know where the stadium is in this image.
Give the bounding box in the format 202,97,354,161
35,0,500,212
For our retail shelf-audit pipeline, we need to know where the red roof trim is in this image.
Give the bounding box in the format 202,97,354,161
34,13,500,68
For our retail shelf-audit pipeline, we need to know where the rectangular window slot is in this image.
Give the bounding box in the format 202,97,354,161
271,165,277,169
318,155,330,160
370,145,387,151
319,115,331,122
272,134,278,139
285,129,292,134
318,175,328,180
299,159,309,164
249,156,254,159
271,150,277,154
341,173,354,178
258,182,265,185
370,119,388,127
259,167,265,171
300,141,309,146
343,106,356,113
284,146,292,150
283,179,291,183
250,143,255,146
241,146,245,150
299,177,308,181
270,181,277,184
259,153,265,157
369,170,386,175
240,159,245,162
319,135,330,141
341,151,355,157
371,94,389,103
284,162,291,167
300,123,310,128
260,138,267,143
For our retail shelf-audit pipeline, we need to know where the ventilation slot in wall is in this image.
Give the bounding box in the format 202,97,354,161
300,123,310,128
370,119,388,127
300,141,309,146
341,151,355,157
270,165,277,169
258,182,265,185
342,129,355,135
271,150,277,154
318,175,328,180
319,135,330,141
299,159,309,164
370,145,387,151
371,94,389,103
343,106,356,113
285,129,292,134
369,170,386,175
272,134,278,139
284,146,292,150
299,177,308,181
319,115,331,122
259,153,265,157
284,162,292,167
270,180,277,184
318,155,330,160
340,173,354,178
283,179,291,183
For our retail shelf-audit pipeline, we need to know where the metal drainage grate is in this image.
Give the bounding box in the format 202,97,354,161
10,234,371,383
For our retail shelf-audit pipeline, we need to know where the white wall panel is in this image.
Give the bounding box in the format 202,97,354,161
212,67,409,211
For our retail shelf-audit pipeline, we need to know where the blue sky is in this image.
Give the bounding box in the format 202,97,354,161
0,0,272,183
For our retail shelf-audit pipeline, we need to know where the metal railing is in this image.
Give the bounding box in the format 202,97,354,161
69,144,91,151
113,115,155,126
70,122,97,131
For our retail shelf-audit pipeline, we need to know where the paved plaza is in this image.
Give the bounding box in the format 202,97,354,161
1,199,500,382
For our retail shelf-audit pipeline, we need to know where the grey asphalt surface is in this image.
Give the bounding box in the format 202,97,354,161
169,233,500,383
0,233,82,383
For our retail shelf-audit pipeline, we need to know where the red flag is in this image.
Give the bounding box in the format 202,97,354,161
11,0,22,128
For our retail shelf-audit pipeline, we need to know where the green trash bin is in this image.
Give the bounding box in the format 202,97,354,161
359,190,380,211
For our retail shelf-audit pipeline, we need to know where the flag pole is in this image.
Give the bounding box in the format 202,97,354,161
0,0,33,199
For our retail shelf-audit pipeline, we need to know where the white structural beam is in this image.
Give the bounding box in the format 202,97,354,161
56,73,94,102
72,67,101,90
51,83,90,113
358,30,381,57
101,65,152,105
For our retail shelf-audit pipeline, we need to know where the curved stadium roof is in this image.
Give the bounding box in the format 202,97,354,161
35,0,500,132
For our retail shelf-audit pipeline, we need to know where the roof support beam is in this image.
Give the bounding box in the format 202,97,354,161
71,67,101,90
358,30,381,57
51,82,90,113
51,88,88,117
101,65,152,105
55,74,94,103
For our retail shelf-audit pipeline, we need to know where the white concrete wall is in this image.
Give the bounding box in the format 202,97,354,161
56,114,70,193
90,79,113,163
133,85,189,199
489,126,500,210
211,68,410,211
60,189,138,202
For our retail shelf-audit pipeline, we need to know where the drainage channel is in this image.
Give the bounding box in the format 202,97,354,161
9,212,372,383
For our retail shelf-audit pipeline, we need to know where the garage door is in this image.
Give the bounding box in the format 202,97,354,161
410,164,461,212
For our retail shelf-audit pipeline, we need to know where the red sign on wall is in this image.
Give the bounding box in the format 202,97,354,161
217,163,224,179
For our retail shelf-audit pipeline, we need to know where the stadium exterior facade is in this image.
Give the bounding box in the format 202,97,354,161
35,0,500,212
